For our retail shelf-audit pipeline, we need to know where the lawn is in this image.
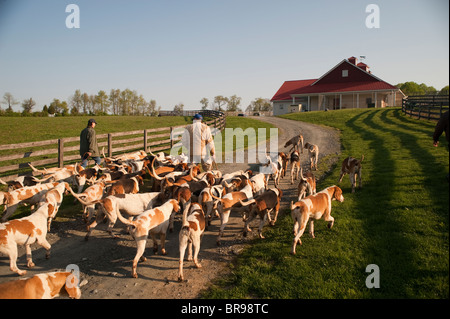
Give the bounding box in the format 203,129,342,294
203,108,449,299
0,115,193,144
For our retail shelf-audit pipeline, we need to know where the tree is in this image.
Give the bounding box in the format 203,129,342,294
119,89,134,115
60,101,69,116
21,97,36,113
2,92,19,112
49,99,64,115
69,89,83,115
260,98,273,112
173,103,184,114
95,90,110,114
200,98,209,110
396,81,438,96
109,89,121,115
227,95,242,112
88,95,97,114
247,97,272,113
81,93,90,114
438,85,449,96
213,95,228,111
147,99,160,116
136,94,147,115
48,104,56,115
129,90,140,115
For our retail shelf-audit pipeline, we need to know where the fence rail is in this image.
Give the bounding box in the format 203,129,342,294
402,95,449,121
0,111,225,182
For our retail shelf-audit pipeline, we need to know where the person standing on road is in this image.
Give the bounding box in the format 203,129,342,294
181,113,216,171
80,118,101,168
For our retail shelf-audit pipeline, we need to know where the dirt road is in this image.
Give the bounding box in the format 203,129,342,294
0,116,340,299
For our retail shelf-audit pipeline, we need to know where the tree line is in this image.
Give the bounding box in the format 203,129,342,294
395,82,449,96
198,95,272,113
0,89,161,117
6,81,444,117
0,90,273,117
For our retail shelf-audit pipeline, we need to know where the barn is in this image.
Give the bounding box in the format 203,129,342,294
271,56,405,116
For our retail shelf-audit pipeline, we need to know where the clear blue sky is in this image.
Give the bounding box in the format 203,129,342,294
0,0,448,112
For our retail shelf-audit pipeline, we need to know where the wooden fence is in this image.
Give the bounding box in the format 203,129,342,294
0,111,225,182
402,95,449,121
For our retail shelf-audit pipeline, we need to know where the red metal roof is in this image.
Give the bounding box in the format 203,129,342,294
270,79,317,101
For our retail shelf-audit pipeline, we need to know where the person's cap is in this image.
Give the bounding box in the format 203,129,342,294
88,118,97,125
192,113,203,120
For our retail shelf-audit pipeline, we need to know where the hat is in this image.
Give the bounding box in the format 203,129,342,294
192,113,203,120
88,118,97,125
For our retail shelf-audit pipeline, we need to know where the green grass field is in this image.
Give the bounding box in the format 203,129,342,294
203,108,449,299
0,115,274,145
0,116,193,144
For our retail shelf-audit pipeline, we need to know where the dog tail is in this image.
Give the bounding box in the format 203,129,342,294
181,201,190,229
209,187,223,202
67,186,101,206
116,208,137,227
361,154,365,162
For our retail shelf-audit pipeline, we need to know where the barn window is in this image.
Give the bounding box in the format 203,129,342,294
342,70,348,77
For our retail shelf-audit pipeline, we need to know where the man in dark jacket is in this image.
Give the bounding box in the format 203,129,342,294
433,110,449,181
80,118,101,168
433,111,449,149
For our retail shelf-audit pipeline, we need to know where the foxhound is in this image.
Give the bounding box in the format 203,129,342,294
338,155,364,193
178,202,206,281
290,185,344,254
304,142,319,170
0,271,82,299
116,199,180,278
239,187,283,238
0,203,54,275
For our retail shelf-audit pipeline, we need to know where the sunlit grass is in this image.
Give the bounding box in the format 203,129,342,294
203,108,449,299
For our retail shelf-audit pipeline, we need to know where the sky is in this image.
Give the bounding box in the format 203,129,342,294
0,0,448,112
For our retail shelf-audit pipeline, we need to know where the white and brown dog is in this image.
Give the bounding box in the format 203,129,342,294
178,202,206,282
304,142,319,170
210,179,254,245
338,155,364,193
116,199,180,278
77,192,162,240
0,202,55,275
1,182,60,222
199,185,225,229
290,150,301,184
38,182,70,231
0,271,82,299
297,167,316,200
239,187,283,238
284,133,304,153
67,181,108,223
290,185,344,254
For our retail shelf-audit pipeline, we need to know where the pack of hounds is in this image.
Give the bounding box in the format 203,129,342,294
0,134,364,299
